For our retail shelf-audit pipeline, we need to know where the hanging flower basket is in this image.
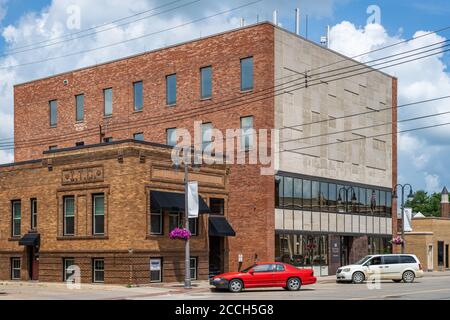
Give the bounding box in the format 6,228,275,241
169,228,191,241
390,236,404,245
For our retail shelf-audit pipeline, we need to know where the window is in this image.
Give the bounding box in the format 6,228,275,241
64,258,75,282
104,88,113,116
210,198,225,215
276,264,285,272
190,257,197,280
31,199,37,230
63,196,75,236
103,137,113,143
150,258,162,283
379,191,386,216
400,255,417,264
386,192,392,218
359,188,367,214
166,128,177,147
253,264,272,273
438,241,444,266
320,182,329,212
240,57,254,91
75,141,85,147
328,183,337,213
240,116,254,151
383,255,400,265
189,218,198,236
312,181,320,211
93,194,105,235
133,81,143,111
49,145,58,151
169,212,181,232
367,256,382,266
150,209,163,235
200,66,212,99
302,180,312,211
75,94,84,122
133,132,144,141
283,177,293,208
49,100,57,127
11,258,21,280
275,176,283,208
293,178,302,210
92,259,104,283
12,200,21,237
166,74,177,105
201,123,213,151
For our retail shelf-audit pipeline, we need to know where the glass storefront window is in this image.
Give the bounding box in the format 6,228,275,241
386,192,392,218
359,188,367,215
337,185,345,213
379,191,386,217
328,183,337,213
284,177,294,209
275,176,282,208
302,180,312,211
320,182,328,212
293,178,302,210
312,181,320,211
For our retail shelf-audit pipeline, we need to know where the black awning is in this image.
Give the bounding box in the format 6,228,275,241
19,233,40,246
209,216,236,237
150,191,210,214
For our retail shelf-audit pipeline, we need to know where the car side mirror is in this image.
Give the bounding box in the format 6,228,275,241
249,269,254,275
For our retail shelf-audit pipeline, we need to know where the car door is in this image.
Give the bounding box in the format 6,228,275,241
381,255,402,279
365,256,384,280
272,264,288,286
246,264,275,288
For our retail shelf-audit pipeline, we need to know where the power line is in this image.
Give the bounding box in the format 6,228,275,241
3,43,449,151
0,0,263,70
1,0,201,57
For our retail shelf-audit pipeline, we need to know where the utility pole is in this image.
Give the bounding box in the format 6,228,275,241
184,154,191,289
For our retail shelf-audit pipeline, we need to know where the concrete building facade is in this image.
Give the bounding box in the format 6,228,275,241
1,22,397,283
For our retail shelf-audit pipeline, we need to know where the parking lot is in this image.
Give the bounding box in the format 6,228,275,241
1,273,450,300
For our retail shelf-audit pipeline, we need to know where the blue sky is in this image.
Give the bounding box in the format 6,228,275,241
0,0,449,194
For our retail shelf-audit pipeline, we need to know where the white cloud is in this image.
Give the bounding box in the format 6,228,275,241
329,21,450,193
424,173,440,193
0,0,7,24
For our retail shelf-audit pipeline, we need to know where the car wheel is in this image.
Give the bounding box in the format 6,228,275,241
402,271,415,283
392,279,402,283
352,272,365,284
228,279,243,293
286,277,301,291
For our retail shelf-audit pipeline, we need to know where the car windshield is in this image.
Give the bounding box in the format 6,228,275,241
241,265,256,273
354,256,372,265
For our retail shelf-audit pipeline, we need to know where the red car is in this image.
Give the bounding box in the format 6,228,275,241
210,262,317,293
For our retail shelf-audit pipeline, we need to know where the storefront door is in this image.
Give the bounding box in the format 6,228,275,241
209,237,224,277
27,246,39,281
340,236,351,266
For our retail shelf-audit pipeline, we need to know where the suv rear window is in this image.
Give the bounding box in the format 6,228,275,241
383,256,400,264
400,256,417,264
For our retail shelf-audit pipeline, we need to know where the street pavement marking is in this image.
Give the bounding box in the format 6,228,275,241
349,288,450,300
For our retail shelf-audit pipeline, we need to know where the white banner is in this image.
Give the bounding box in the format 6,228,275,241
404,207,413,232
188,181,199,218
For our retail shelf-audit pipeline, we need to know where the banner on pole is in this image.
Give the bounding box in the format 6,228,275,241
188,181,199,218
404,207,413,232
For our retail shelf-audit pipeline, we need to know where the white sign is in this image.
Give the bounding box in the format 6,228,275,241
150,259,161,271
188,181,199,218
404,208,413,232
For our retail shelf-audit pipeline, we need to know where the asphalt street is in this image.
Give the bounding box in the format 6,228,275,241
1,275,450,300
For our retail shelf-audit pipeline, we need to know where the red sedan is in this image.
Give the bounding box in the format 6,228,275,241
210,262,317,293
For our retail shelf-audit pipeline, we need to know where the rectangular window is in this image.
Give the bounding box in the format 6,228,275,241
240,116,254,151
438,241,444,266
386,192,392,218
63,258,75,282
200,66,212,99
169,212,181,232
190,257,197,280
320,182,329,212
63,196,75,236
11,258,21,280
104,88,113,116
201,123,213,151
93,194,105,235
75,94,84,122
49,145,58,151
166,74,177,105
312,181,320,211
75,141,85,147
31,199,37,230
275,176,283,208
240,57,254,91
210,198,225,215
150,258,162,283
150,210,163,235
12,200,21,237
133,81,143,111
103,137,113,143
189,218,198,236
302,180,312,211
359,188,367,214
328,183,337,213
293,178,302,210
283,177,293,208
166,128,177,147
49,100,57,127
92,259,104,283
133,132,144,141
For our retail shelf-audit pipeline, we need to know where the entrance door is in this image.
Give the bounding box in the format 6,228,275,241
340,236,351,266
209,237,224,277
446,245,449,269
27,247,39,281
427,245,434,271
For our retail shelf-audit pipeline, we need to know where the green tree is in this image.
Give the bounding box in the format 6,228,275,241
405,190,441,217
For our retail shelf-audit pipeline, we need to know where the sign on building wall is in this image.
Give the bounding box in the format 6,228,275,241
62,166,104,185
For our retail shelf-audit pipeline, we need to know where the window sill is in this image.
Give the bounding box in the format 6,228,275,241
50,125,57,129
133,109,143,113
57,235,109,241
103,115,113,119
76,120,84,124
146,234,164,239
200,97,212,101
8,237,20,242
240,89,253,94
166,103,176,107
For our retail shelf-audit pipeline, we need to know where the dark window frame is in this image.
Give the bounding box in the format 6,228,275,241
63,258,75,282
190,257,198,280
103,88,113,116
75,94,84,122
31,198,37,230
166,74,177,106
92,193,105,236
240,56,254,91
92,258,105,283
150,209,163,235
49,100,57,127
166,128,177,147
11,200,21,237
240,115,254,151
200,66,212,99
63,196,75,236
133,81,143,111
150,257,163,283
133,132,144,141
11,257,21,280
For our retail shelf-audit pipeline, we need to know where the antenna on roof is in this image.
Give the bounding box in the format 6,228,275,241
273,10,278,26
240,18,245,27
295,8,300,35
320,25,331,47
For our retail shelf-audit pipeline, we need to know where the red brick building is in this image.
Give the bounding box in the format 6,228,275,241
1,22,397,283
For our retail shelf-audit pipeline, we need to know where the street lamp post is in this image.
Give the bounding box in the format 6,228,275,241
183,161,191,289
337,186,357,213
392,184,414,254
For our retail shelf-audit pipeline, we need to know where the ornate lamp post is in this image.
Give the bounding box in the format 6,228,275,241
392,184,414,254
337,186,357,213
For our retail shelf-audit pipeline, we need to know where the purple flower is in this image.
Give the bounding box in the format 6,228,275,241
169,228,191,241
